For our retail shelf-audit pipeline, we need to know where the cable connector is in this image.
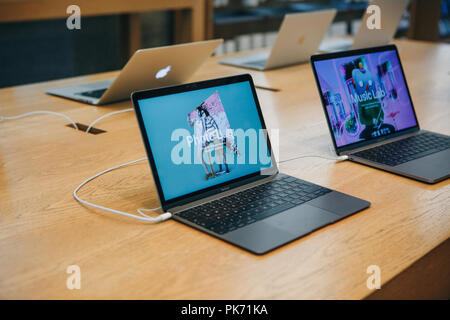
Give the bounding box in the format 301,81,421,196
155,212,173,222
336,155,349,161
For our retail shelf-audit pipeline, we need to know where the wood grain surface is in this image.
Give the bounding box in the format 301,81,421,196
0,39,448,299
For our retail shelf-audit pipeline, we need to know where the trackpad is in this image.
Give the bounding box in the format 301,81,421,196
265,204,339,236
308,191,371,217
223,221,297,255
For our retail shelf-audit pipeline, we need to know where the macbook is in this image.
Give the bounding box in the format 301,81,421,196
320,0,409,52
46,39,223,105
311,45,450,184
131,74,370,254
219,10,337,71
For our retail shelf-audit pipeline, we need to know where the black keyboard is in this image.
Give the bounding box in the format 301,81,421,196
177,174,332,235
353,132,450,167
76,88,107,99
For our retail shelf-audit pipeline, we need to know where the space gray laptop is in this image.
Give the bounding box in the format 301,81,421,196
311,45,450,184
219,9,336,71
46,39,223,105
131,74,370,255
320,0,409,52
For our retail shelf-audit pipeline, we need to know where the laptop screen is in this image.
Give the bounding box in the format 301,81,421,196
135,78,274,202
312,47,418,149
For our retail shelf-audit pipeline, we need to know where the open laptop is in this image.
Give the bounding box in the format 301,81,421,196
218,10,336,71
319,0,409,52
131,74,370,254
311,45,450,184
46,39,223,105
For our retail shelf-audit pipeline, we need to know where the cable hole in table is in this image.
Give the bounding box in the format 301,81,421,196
66,123,107,135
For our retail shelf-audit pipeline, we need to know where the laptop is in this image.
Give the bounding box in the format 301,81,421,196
46,39,223,105
311,45,450,184
218,10,337,71
319,0,409,52
131,74,370,255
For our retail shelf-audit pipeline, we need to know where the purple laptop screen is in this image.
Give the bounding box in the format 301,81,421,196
313,49,418,148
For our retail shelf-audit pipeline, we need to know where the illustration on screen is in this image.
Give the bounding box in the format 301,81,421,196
315,50,417,147
187,91,240,181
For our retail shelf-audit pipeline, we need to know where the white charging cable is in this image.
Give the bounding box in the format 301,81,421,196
73,157,172,223
278,154,348,164
0,108,135,134
73,152,347,223
278,144,348,164
2,109,349,223
86,108,133,133
0,110,79,130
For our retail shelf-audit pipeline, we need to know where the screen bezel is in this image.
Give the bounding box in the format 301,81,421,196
310,44,420,154
131,74,278,211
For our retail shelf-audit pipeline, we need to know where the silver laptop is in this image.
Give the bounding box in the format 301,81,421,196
311,45,450,184
320,0,409,52
131,74,370,254
219,10,337,71
46,39,223,105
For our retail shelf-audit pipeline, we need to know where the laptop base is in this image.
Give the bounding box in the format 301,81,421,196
46,79,113,105
319,38,353,52
350,148,450,184
219,52,270,71
349,131,450,184
174,173,370,255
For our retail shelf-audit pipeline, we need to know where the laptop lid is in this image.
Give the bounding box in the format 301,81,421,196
265,9,337,69
132,74,278,211
352,0,409,50
98,39,223,104
311,45,420,155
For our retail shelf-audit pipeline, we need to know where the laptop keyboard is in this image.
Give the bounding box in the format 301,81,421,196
353,132,450,167
177,174,332,235
76,88,107,99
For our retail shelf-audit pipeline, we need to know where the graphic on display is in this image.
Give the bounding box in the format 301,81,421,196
187,91,239,181
138,81,271,201
314,50,417,147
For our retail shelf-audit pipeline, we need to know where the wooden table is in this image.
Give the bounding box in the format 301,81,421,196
0,0,212,56
0,39,449,299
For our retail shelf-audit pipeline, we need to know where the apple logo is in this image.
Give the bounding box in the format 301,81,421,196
155,65,171,79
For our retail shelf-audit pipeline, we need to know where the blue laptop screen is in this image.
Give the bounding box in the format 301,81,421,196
137,80,273,201
313,48,418,148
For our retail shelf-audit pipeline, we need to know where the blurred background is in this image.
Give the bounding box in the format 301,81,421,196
0,0,448,88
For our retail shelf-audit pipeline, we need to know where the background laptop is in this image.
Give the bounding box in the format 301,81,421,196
219,10,336,71
320,0,409,52
132,74,370,255
311,45,450,184
46,39,223,105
